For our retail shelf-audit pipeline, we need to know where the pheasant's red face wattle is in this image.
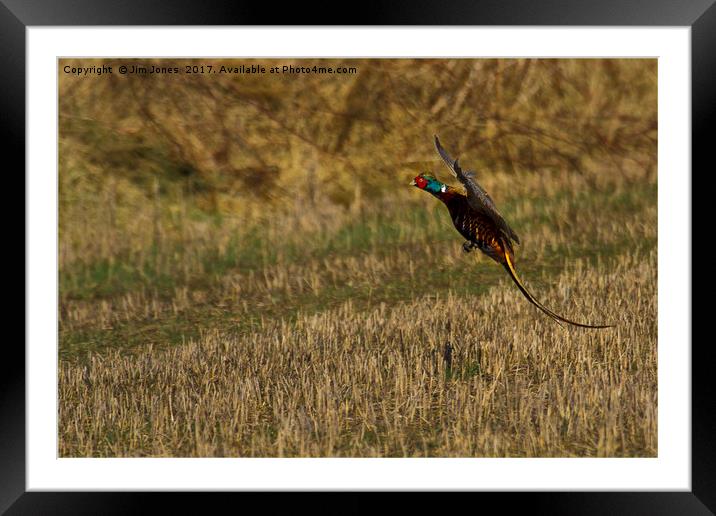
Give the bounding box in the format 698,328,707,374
413,176,428,189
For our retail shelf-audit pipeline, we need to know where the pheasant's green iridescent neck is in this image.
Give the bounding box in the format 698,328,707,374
421,174,447,195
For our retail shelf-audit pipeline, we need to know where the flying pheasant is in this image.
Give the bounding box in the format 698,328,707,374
411,135,612,329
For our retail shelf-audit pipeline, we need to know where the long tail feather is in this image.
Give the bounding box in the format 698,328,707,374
503,253,613,329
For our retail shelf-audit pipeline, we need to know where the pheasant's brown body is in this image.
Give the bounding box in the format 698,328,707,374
435,186,514,265
439,188,512,264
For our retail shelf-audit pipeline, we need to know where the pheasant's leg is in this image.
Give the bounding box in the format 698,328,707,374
462,241,477,253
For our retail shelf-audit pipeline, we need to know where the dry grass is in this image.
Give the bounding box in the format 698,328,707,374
59,248,656,457
58,58,657,457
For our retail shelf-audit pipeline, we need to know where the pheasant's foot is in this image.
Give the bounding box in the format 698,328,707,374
462,241,477,253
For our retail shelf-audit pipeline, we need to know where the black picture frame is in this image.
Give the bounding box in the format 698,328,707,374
6,1,711,513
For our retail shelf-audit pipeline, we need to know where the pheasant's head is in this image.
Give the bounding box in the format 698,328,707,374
410,173,446,195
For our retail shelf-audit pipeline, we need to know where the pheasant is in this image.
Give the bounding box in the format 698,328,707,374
411,136,612,329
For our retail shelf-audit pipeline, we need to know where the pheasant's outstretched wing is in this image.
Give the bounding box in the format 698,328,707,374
434,135,520,245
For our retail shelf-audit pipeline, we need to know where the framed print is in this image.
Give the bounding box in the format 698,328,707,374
8,0,712,513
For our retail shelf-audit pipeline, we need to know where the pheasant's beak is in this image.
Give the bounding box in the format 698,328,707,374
409,179,416,186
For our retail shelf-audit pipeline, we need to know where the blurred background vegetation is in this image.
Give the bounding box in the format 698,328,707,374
60,59,656,259
60,58,656,210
